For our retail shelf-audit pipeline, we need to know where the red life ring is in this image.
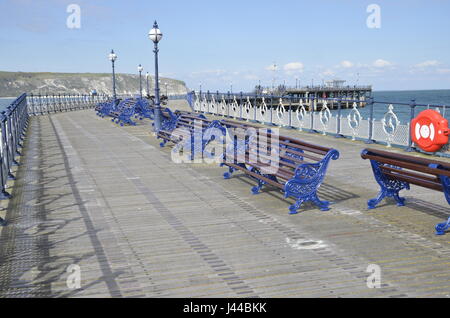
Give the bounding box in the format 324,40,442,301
411,109,449,152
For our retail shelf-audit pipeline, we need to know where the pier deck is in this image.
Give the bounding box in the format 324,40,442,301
1,105,450,298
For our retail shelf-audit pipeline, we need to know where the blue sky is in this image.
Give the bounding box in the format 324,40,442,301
0,0,449,91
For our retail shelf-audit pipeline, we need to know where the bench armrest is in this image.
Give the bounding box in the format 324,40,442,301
293,149,339,182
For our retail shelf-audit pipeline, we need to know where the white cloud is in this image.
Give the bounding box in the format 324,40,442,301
373,59,393,68
265,64,278,71
340,60,354,68
415,60,440,68
283,62,304,72
320,69,335,77
437,68,450,74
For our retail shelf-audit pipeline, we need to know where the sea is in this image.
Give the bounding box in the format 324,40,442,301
1,89,449,124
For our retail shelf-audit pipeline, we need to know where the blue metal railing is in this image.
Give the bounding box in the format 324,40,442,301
0,94,29,225
27,93,109,115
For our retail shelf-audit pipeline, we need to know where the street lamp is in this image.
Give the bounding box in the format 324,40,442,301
138,64,144,98
149,20,163,132
145,72,150,97
108,49,118,100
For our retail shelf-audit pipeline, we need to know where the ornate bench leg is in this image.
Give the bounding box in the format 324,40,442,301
368,188,407,209
436,218,450,235
223,166,236,179
251,180,264,194
287,192,329,214
159,139,167,147
393,192,406,206
251,174,277,195
311,193,330,211
368,189,387,209
289,198,305,215
367,159,409,209
221,163,246,179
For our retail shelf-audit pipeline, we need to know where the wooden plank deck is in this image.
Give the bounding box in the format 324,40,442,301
1,107,450,298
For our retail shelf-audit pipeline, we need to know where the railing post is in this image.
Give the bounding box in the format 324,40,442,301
6,107,19,166
52,94,56,113
406,99,416,152
216,90,219,115
335,98,344,138
64,95,68,112
0,112,11,202
269,93,274,125
239,92,243,119
29,93,34,116
199,88,202,113
286,95,293,129
57,94,61,112
365,97,375,144
252,92,258,123
2,111,14,181
38,93,43,115
308,95,316,133
45,94,50,114
227,91,230,117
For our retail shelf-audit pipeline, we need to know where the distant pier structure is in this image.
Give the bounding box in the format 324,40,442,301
199,80,372,112
284,80,372,111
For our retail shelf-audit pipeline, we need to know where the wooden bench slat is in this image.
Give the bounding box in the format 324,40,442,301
231,154,295,180
248,140,321,162
361,153,450,178
383,170,443,191
380,166,440,184
225,162,285,189
364,148,450,170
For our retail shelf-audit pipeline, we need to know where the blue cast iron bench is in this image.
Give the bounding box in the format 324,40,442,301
96,99,119,117
157,113,207,147
221,129,339,214
134,98,155,120
109,99,140,126
361,148,450,235
157,113,226,160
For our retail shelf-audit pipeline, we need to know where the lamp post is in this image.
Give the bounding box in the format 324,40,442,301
145,72,150,96
108,49,118,100
138,64,144,98
149,21,163,132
